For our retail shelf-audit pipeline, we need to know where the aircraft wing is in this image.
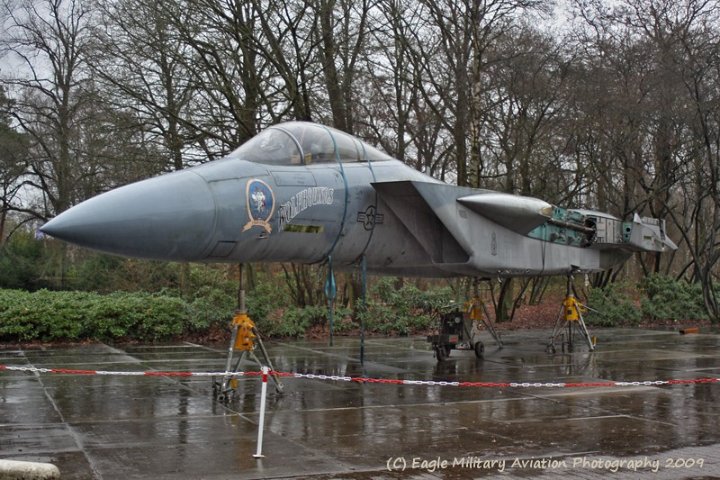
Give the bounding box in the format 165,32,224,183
373,180,676,276
371,181,471,265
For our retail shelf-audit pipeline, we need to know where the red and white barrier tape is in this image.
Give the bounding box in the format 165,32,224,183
2,364,719,388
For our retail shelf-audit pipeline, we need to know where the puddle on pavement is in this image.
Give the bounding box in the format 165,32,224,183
1,328,719,479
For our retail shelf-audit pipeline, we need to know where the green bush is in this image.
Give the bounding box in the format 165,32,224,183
585,282,642,327
0,289,193,342
356,279,452,335
85,293,142,339
258,307,314,337
357,301,397,335
68,255,126,292
137,294,190,340
246,274,290,323
0,290,91,340
188,286,235,331
257,305,353,338
65,256,239,295
640,274,707,321
0,232,47,290
0,274,354,342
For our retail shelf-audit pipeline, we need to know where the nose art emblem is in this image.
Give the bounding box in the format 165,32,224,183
243,179,275,234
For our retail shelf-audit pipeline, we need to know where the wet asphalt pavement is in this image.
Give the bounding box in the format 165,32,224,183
1,328,720,479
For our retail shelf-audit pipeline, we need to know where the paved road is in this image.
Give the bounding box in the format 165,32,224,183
1,328,719,479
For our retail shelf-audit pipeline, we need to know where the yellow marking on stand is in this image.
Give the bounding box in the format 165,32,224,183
233,313,256,351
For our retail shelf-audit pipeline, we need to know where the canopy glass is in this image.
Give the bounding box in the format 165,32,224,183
228,122,393,165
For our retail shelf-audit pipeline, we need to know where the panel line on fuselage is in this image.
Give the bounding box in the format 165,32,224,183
319,125,350,263
354,158,378,264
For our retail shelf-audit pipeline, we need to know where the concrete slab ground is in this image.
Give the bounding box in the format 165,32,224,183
1,328,720,479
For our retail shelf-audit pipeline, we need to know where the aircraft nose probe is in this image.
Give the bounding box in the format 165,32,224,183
40,170,218,261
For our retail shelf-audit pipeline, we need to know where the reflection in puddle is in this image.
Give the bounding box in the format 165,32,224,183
1,329,719,477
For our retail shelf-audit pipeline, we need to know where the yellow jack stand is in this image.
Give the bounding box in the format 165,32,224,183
465,298,504,349
215,311,283,401
547,275,595,354
214,264,283,401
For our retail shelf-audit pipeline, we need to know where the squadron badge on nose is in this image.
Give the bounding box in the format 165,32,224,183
243,179,275,234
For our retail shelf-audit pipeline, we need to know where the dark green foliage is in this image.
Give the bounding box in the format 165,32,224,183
69,254,126,293
262,305,327,338
586,276,708,327
0,232,48,290
640,274,707,321
357,278,454,335
0,289,87,340
2,272,711,343
67,256,182,293
187,286,235,332
133,294,190,340
85,293,143,339
246,273,290,324
0,289,192,342
244,271,317,337
585,282,642,327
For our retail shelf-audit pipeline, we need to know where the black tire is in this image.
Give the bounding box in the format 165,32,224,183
435,345,450,361
473,341,484,359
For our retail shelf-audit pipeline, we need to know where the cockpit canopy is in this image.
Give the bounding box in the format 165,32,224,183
228,121,394,165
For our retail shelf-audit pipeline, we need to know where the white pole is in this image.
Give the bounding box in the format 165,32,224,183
253,366,269,458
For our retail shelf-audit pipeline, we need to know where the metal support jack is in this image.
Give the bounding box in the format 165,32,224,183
215,264,283,401
547,274,595,354
427,279,504,361
465,298,504,349
467,278,503,350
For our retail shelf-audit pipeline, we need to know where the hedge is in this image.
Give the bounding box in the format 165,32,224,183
0,289,201,342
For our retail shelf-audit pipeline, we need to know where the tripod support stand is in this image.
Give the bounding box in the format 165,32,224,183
547,274,595,354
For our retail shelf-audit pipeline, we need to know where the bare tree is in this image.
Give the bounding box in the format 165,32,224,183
249,0,319,122
91,0,196,170
311,0,373,133
0,87,29,243
160,0,265,154
404,0,544,186
355,0,418,160
568,0,720,317
0,0,96,217
477,26,572,199
672,13,720,318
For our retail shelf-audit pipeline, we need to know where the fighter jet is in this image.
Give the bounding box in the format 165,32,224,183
41,121,677,276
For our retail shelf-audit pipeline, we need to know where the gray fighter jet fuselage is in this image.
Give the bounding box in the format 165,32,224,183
41,122,676,277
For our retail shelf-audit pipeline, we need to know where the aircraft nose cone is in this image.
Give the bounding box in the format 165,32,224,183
41,171,216,260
